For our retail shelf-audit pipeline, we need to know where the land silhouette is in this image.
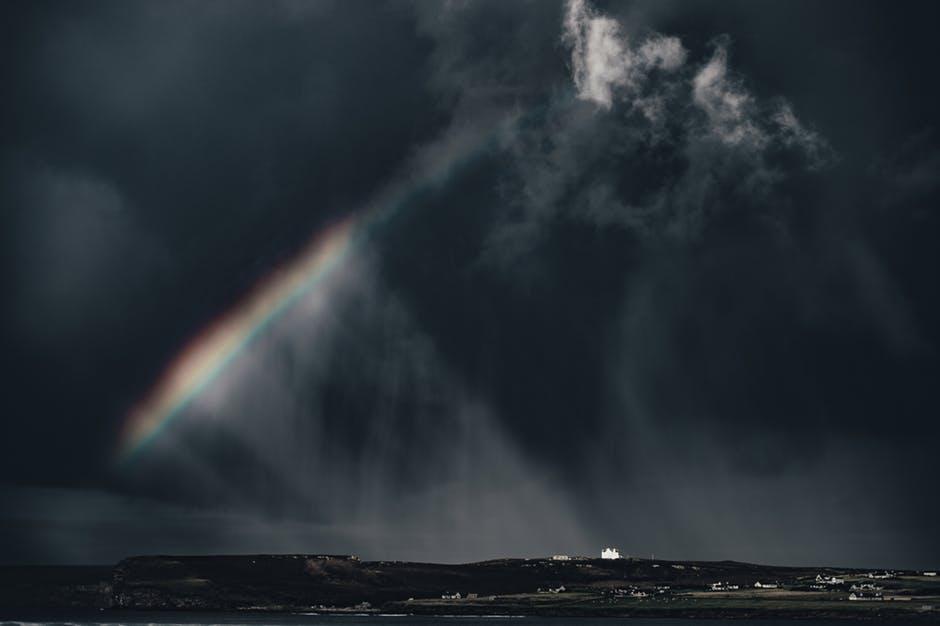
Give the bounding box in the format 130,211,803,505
2,553,938,620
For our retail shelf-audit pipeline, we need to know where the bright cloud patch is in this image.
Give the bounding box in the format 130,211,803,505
564,0,685,109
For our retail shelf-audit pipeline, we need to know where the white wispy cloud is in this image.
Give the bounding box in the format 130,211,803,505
772,101,831,169
563,0,685,110
691,42,767,149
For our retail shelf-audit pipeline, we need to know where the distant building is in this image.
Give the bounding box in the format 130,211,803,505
551,554,571,561
308,554,359,561
601,547,621,559
849,591,882,601
816,574,845,585
754,581,778,589
441,592,462,600
710,582,739,591
924,572,937,577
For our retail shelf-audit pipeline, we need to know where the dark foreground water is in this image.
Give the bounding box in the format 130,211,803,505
0,613,935,626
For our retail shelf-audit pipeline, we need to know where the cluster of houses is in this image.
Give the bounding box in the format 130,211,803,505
849,591,884,601
611,586,648,598
814,574,845,586
608,585,671,598
709,582,740,591
440,592,493,601
753,581,779,589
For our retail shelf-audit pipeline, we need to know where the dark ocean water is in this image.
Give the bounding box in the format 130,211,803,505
0,613,935,626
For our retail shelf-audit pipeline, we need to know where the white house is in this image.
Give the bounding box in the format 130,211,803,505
924,571,937,577
551,554,571,561
849,592,882,601
816,574,844,585
754,581,778,589
710,581,739,591
601,547,621,559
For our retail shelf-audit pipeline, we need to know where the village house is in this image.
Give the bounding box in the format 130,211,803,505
849,591,883,601
816,574,845,585
754,581,779,589
710,582,739,591
613,586,646,597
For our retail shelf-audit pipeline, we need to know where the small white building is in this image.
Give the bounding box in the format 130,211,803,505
816,574,845,585
710,581,739,591
849,592,882,601
601,547,621,559
754,581,779,589
551,554,571,561
924,571,937,577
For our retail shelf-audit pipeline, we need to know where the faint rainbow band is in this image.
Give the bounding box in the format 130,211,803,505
114,112,526,462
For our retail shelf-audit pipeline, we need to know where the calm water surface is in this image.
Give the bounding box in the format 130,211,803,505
0,612,934,626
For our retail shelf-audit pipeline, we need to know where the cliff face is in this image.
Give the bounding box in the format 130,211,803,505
111,554,383,610
110,554,556,610
102,554,847,611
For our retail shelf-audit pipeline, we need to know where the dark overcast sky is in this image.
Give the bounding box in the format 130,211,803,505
1,0,939,569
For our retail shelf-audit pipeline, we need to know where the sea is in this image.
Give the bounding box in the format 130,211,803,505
0,613,935,626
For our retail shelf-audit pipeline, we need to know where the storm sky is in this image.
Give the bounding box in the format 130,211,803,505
1,0,939,569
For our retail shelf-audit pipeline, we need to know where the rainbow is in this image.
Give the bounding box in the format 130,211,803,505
115,117,517,462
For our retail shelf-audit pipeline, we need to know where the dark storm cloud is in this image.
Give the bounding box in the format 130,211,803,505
378,0,940,566
1,0,938,569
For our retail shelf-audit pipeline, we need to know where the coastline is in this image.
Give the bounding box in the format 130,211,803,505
1,555,937,620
